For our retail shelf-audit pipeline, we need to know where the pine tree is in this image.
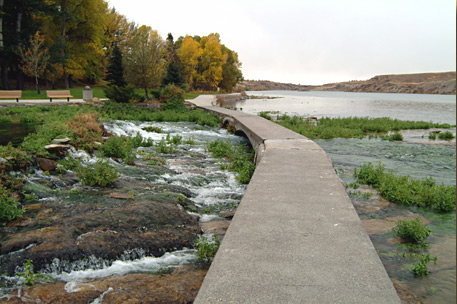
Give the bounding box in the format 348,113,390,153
106,43,126,87
162,60,184,87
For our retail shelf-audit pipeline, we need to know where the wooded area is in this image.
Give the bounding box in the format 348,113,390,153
0,0,243,94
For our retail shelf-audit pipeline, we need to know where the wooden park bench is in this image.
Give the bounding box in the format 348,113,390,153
46,90,73,102
0,90,22,102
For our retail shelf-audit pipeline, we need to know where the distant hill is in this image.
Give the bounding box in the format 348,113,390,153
237,72,456,95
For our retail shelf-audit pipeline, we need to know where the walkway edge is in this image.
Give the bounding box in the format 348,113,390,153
191,95,401,303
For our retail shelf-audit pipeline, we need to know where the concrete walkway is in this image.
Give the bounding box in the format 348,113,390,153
191,95,401,303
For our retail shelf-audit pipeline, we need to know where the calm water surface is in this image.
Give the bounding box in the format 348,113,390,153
237,91,456,124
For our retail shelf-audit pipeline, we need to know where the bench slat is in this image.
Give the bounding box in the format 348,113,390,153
46,90,73,102
0,90,22,102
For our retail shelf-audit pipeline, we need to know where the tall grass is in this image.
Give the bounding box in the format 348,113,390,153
207,139,255,184
354,162,456,212
276,115,454,139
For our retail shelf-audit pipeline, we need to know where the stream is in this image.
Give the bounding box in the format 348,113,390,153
0,120,248,303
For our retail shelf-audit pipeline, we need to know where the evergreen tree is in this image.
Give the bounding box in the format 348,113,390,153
106,43,126,87
162,60,184,87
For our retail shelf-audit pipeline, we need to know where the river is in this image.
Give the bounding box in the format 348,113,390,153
237,91,456,304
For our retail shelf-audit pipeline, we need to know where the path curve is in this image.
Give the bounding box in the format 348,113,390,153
191,95,401,303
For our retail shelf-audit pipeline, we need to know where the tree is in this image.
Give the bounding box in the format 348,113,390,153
105,43,126,87
123,25,165,100
162,60,184,87
220,46,243,92
177,35,201,89
17,31,49,94
196,34,227,91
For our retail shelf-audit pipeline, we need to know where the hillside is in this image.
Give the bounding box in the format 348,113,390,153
237,72,456,95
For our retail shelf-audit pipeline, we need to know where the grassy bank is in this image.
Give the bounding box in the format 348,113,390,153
271,115,454,139
11,89,205,100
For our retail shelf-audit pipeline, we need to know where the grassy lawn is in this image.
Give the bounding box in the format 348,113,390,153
5,88,212,100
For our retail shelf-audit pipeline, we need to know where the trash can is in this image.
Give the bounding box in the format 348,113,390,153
83,86,93,101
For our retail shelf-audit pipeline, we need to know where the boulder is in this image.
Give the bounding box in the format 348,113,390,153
51,138,71,144
44,144,72,156
38,158,58,171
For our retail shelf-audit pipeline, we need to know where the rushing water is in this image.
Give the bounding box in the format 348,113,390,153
237,91,456,124
0,120,247,298
239,90,456,303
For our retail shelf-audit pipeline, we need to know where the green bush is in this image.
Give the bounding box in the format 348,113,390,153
429,132,437,140
100,135,134,163
142,126,162,133
411,254,436,277
354,162,456,212
0,186,25,225
392,217,431,244
207,140,256,184
438,131,455,140
76,159,119,187
103,85,145,103
196,235,221,262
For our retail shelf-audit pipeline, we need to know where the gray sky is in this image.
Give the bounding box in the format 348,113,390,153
107,0,456,85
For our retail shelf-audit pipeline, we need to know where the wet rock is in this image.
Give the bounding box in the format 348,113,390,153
392,279,422,304
200,219,230,236
37,158,58,171
3,265,208,304
361,215,430,235
44,144,72,156
51,138,71,144
220,210,235,219
0,200,201,275
105,192,132,199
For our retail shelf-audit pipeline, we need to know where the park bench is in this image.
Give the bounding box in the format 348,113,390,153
0,90,22,102
46,90,73,102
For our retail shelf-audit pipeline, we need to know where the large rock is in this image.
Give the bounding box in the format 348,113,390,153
44,144,72,156
0,200,201,275
37,158,58,171
3,265,208,304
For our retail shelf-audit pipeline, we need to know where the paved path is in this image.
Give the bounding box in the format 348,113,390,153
191,95,401,303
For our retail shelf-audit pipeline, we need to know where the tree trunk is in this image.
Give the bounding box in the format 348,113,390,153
145,87,150,100
51,74,56,89
61,0,68,89
63,68,69,89
16,65,23,90
0,0,7,89
35,75,40,94
68,74,72,88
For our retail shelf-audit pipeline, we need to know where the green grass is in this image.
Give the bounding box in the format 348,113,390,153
275,115,454,139
19,88,106,99
207,139,255,184
354,162,456,212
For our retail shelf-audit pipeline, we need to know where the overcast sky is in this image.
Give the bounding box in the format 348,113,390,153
107,0,456,85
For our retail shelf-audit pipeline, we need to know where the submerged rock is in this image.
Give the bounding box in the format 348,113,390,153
3,265,207,304
0,200,201,275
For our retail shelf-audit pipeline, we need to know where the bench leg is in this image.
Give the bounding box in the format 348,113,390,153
50,98,52,102
16,98,19,102
67,97,69,102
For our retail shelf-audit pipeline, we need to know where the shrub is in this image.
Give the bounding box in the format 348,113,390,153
0,186,25,225
100,135,134,163
142,126,162,133
103,85,144,103
76,159,119,187
196,235,221,262
354,162,456,212
207,140,256,184
438,131,455,140
67,112,104,152
429,132,437,140
259,111,272,120
389,132,403,141
392,217,431,244
411,254,437,277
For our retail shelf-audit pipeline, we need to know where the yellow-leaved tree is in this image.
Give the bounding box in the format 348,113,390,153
177,35,202,89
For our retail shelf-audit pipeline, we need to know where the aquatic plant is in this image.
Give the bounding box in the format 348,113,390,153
380,132,403,141
438,131,455,140
354,162,456,212
275,115,453,140
411,254,437,277
17,260,36,285
258,111,273,120
76,159,119,187
100,135,134,164
0,185,25,225
142,126,162,133
196,235,221,262
207,139,255,184
428,132,437,140
392,217,431,245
